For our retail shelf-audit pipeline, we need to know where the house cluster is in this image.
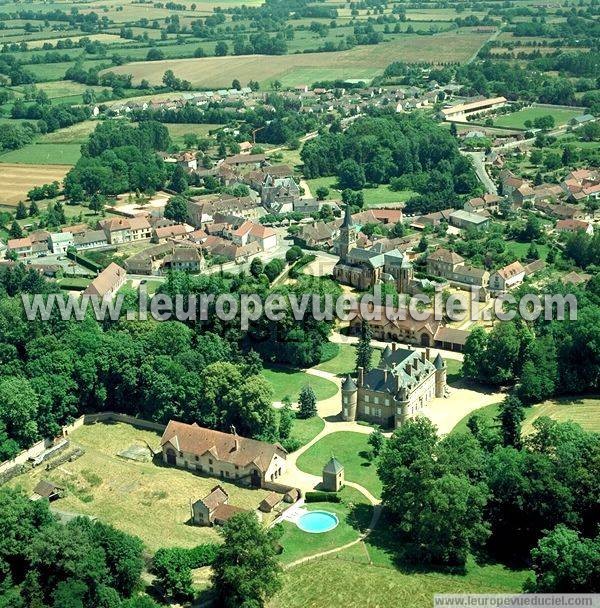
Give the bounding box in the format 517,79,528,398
341,344,447,428
426,246,545,296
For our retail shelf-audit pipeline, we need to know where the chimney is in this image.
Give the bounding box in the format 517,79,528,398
426,347,431,360
234,437,239,452
230,425,237,436
421,351,426,363
358,367,364,387
405,363,411,375
391,343,396,352
413,357,418,370
383,369,388,383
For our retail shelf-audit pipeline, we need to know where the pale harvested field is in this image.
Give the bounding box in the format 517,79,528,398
0,163,70,205
105,31,491,88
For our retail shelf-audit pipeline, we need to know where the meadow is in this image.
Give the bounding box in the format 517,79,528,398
493,106,583,129
0,143,82,165
104,30,491,88
7,422,273,551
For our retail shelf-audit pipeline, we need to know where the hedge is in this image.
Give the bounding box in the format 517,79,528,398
305,491,341,503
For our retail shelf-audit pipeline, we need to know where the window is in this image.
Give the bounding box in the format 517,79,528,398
195,455,199,461
385,398,390,406
364,405,370,415
343,408,348,417
364,395,370,403
373,396,379,405
343,395,348,405
209,459,213,465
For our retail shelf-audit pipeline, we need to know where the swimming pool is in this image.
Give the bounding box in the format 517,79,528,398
297,510,339,533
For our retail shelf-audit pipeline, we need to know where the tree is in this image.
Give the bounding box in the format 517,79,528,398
338,159,365,190
249,257,264,278
89,194,105,215
164,196,188,223
297,385,317,419
29,200,39,217
526,525,600,592
9,221,23,239
278,402,294,440
15,202,27,220
496,395,525,448
168,164,188,193
285,245,302,264
215,41,228,56
315,186,329,200
152,548,194,600
232,79,241,90
211,513,282,608
368,428,385,457
355,320,373,372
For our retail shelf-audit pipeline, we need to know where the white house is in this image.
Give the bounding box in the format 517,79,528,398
489,261,525,293
49,232,74,255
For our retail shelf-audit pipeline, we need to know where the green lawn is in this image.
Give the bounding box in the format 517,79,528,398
316,343,382,377
289,416,325,448
263,366,338,402
451,397,600,436
0,143,82,165
305,177,415,208
493,107,582,130
272,552,529,608
296,431,382,498
445,359,462,385
278,487,372,564
504,240,550,261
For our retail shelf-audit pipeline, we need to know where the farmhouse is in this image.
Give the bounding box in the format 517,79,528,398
83,262,127,300
440,96,507,121
161,420,287,488
191,485,248,526
556,219,594,235
426,248,490,289
74,230,109,251
49,232,74,255
6,237,33,259
341,344,446,428
449,210,489,231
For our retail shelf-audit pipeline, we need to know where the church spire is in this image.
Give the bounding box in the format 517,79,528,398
342,204,353,228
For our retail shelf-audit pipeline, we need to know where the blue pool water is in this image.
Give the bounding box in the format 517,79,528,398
297,510,339,533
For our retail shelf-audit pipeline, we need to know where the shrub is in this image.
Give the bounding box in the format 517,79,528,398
305,491,341,503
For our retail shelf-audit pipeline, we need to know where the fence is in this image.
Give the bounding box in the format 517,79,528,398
0,437,54,475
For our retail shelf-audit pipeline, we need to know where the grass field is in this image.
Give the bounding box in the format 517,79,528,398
278,486,371,564
39,121,98,144
105,31,490,88
0,143,81,165
7,422,273,551
25,33,125,48
504,240,550,261
0,163,70,205
165,122,223,144
451,397,600,436
316,344,383,377
305,177,415,208
263,366,338,402
296,431,382,497
271,553,528,608
289,416,325,447
493,107,582,129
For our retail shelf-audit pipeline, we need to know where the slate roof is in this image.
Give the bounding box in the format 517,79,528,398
323,457,344,475
342,375,357,391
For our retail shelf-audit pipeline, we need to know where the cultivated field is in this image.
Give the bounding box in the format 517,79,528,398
105,31,491,88
25,33,125,48
8,422,273,551
0,163,70,205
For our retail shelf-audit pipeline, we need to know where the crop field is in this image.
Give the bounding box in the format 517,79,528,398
493,106,583,129
7,422,273,551
105,30,491,88
0,163,70,205
25,33,125,48
0,143,82,165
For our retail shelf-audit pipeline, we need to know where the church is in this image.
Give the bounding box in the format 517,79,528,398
333,206,414,293
341,345,446,428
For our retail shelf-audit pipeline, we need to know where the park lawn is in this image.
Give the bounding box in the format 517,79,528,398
263,366,338,402
316,343,382,376
278,486,372,564
7,422,273,551
451,397,600,436
504,240,550,261
522,397,600,434
493,107,581,130
289,416,325,448
445,358,462,385
305,177,415,209
271,553,529,608
0,143,82,165
296,431,382,498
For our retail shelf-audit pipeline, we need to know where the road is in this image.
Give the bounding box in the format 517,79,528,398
462,150,498,195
